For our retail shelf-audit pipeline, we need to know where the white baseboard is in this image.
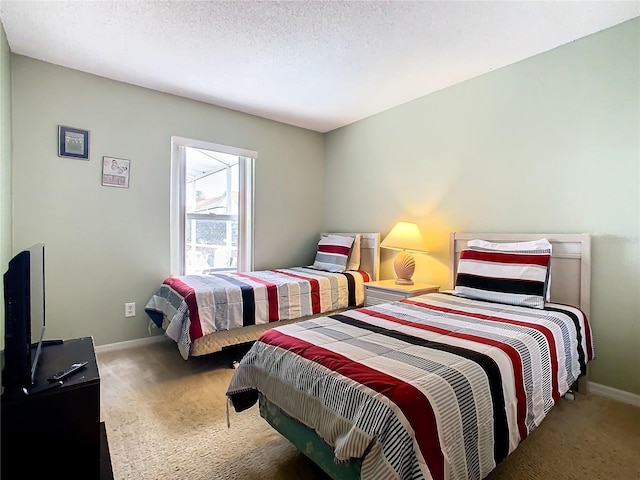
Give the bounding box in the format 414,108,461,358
95,334,169,353
588,381,640,407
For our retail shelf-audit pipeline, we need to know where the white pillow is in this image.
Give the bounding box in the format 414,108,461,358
345,234,361,270
466,238,552,300
467,238,552,252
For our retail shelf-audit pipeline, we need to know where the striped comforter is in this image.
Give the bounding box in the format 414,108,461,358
144,267,370,359
227,292,594,480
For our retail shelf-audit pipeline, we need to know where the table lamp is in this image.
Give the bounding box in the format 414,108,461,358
380,221,429,285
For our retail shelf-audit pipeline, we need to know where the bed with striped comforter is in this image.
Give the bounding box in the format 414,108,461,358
227,291,594,480
144,267,370,359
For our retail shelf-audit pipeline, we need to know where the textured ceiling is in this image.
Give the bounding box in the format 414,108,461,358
1,1,638,133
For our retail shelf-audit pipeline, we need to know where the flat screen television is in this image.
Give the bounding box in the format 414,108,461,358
2,243,46,390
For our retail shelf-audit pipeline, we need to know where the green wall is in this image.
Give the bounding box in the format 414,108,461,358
0,22,12,349
324,19,640,395
10,57,325,346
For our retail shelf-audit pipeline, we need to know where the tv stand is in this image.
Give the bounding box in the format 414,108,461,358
1,337,101,477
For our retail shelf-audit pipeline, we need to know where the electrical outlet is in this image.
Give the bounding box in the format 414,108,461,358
125,302,136,317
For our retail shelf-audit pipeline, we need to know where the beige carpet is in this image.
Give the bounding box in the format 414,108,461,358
98,337,640,480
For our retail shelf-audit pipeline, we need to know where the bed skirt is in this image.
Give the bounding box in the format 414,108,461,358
259,393,362,480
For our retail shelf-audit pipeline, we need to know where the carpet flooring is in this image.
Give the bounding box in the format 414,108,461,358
97,336,640,480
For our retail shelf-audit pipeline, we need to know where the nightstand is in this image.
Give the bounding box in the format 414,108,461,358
364,279,440,306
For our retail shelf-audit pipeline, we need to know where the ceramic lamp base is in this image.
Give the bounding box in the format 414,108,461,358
393,251,415,285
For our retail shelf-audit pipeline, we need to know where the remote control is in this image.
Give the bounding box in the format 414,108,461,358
47,361,88,382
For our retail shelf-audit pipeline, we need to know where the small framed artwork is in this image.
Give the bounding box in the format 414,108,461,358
102,156,130,188
58,125,89,160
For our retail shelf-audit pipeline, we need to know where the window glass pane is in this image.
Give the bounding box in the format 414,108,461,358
184,147,240,274
185,218,237,273
186,148,239,215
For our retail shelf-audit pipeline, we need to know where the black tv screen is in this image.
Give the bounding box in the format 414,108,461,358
2,243,46,390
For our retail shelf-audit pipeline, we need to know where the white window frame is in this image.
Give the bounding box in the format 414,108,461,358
170,136,255,275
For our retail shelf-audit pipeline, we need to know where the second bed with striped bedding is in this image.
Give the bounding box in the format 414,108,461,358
145,267,371,359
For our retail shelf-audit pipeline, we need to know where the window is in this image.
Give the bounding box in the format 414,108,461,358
171,136,255,275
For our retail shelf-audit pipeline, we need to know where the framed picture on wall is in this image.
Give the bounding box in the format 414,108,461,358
102,156,130,188
58,125,89,160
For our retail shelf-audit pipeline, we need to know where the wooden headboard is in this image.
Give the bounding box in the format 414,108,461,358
323,232,381,281
450,233,591,317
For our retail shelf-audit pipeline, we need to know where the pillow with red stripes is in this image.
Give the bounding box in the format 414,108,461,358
467,238,553,301
454,247,551,309
312,235,355,272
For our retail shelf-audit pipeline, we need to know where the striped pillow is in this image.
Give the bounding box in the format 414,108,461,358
454,247,551,309
467,238,553,300
312,235,355,272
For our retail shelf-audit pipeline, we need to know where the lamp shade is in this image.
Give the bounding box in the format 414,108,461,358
380,221,428,285
380,221,429,253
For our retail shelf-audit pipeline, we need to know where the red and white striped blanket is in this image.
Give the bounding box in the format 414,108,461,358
145,267,370,359
227,292,594,480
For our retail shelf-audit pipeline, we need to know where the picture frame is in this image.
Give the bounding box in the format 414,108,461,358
58,125,89,160
102,156,130,188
